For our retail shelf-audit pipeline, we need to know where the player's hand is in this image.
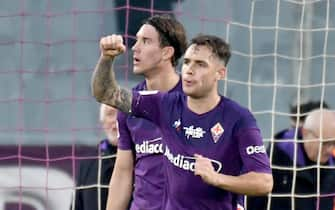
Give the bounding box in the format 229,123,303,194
100,34,126,59
194,154,218,186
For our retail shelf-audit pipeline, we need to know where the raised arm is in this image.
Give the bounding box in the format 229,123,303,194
91,35,132,114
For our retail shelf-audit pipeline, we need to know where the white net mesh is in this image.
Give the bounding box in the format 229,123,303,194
237,1,335,209
0,0,334,210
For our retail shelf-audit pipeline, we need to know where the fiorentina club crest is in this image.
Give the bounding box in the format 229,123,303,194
210,122,224,143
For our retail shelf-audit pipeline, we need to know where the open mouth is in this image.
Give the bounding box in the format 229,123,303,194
183,79,193,86
133,57,140,64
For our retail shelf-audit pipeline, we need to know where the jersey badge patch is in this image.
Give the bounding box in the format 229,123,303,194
211,122,224,143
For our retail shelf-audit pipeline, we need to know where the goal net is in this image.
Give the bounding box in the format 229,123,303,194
0,0,334,210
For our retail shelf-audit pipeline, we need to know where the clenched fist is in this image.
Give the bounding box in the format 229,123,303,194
194,154,218,186
100,34,126,59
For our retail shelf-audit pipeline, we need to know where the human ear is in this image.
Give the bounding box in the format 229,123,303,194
162,46,175,61
216,66,226,80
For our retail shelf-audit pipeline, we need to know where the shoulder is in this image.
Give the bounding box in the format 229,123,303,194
98,139,117,155
163,91,185,105
271,128,304,165
329,156,335,166
273,128,299,153
222,97,255,121
274,129,291,139
117,110,128,120
168,76,183,93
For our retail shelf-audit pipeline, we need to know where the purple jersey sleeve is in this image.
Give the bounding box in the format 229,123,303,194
117,111,133,150
131,90,165,126
235,113,272,174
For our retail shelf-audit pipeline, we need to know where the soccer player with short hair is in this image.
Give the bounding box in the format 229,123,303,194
95,15,187,210
92,34,273,210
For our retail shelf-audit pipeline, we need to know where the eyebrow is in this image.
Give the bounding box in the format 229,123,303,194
184,58,209,68
194,60,207,65
308,129,321,138
135,34,153,40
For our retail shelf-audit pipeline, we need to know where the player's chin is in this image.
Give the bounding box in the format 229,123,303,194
182,86,192,95
183,88,198,98
133,66,144,75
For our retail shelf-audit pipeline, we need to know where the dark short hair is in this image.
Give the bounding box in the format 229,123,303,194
290,100,329,123
144,15,188,67
190,34,231,66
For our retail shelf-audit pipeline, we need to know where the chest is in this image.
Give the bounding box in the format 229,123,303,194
163,109,239,160
127,116,162,144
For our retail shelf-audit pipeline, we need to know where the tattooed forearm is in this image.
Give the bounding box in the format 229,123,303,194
91,56,132,114
111,88,132,114
91,56,116,101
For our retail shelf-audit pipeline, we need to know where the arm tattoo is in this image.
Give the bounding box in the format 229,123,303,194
91,56,132,114
111,88,132,114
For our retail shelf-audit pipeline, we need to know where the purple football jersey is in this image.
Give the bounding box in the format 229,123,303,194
131,91,271,210
117,79,182,210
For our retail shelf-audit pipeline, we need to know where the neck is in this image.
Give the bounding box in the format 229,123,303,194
145,65,179,91
108,139,117,147
187,93,221,115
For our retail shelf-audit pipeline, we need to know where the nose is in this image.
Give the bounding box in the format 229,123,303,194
103,118,117,125
132,40,139,52
183,64,194,75
108,119,117,125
